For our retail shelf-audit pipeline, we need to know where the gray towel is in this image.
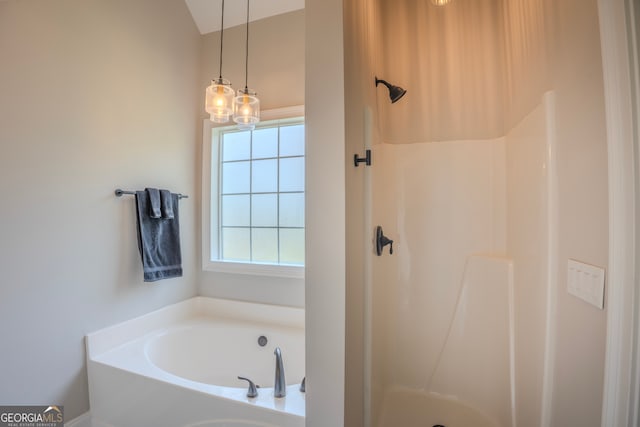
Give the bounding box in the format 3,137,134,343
135,189,182,282
160,189,174,219
146,188,162,218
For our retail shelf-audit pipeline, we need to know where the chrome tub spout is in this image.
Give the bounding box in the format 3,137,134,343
274,347,286,398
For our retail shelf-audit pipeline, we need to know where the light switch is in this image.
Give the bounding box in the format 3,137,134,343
567,259,606,310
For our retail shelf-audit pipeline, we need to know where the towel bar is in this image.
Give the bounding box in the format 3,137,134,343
115,189,188,199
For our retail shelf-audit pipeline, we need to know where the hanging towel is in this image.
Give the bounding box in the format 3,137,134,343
159,189,174,219
135,189,183,282
146,187,162,218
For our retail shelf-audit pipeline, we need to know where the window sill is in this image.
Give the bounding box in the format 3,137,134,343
203,260,305,279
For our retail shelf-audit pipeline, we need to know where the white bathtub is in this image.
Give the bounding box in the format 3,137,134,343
86,297,305,427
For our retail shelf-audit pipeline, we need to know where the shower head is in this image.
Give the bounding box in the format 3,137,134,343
375,77,407,103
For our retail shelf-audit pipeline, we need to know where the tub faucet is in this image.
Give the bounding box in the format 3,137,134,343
274,347,286,398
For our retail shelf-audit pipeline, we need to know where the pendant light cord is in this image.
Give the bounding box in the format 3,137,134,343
218,0,225,80
244,0,250,91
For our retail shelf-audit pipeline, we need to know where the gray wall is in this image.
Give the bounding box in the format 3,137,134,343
0,0,201,419
304,0,347,424
549,0,609,424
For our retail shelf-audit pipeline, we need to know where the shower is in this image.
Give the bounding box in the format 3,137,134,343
342,0,577,426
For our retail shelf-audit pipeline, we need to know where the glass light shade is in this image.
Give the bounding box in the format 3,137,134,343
233,88,260,130
431,0,452,5
205,78,235,123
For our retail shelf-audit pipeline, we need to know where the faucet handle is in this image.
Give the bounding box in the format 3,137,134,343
300,377,306,393
237,376,259,398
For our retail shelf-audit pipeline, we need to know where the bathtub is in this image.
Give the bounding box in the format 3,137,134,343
86,297,305,427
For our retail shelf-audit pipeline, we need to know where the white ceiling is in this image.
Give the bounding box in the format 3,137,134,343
184,0,304,34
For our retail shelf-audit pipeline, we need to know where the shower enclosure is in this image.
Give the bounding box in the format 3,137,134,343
344,0,562,425
365,93,557,427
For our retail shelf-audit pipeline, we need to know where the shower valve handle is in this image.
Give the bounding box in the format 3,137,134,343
376,226,394,256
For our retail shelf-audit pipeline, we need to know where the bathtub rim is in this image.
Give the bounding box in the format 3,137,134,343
86,296,305,360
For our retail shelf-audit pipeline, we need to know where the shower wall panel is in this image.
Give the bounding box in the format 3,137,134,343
429,255,514,427
371,138,507,395
505,93,557,427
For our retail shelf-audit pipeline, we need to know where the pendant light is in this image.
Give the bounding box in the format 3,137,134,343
205,0,234,123
233,0,260,130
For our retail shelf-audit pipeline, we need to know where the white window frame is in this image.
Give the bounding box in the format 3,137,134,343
202,105,305,278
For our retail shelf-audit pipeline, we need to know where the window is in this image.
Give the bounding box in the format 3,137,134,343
202,106,305,278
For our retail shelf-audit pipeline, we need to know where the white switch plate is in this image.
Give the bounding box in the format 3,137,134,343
567,259,606,309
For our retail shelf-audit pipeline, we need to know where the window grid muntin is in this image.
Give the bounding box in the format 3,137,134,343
276,125,281,262
218,121,304,265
